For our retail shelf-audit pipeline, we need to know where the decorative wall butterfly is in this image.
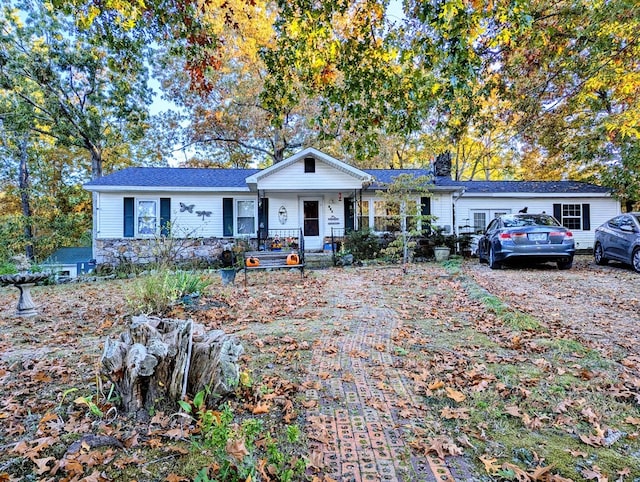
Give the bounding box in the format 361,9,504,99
180,203,195,213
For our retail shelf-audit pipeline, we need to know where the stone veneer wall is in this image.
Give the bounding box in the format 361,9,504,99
95,237,235,267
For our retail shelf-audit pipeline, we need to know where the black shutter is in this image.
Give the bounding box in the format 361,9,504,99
553,203,562,224
582,204,591,231
344,198,355,231
124,197,134,237
421,197,431,216
223,198,234,237
160,198,171,237
258,197,269,239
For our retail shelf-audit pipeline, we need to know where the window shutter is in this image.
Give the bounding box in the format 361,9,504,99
160,198,171,237
421,197,431,216
553,203,562,223
258,197,269,239
124,197,134,237
582,204,591,230
223,198,233,237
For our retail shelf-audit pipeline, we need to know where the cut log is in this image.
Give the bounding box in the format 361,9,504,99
101,315,244,418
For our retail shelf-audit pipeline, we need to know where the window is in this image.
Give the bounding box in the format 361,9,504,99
561,204,581,230
358,200,370,230
236,200,256,235
374,201,399,232
137,200,157,235
304,157,315,173
473,212,487,233
553,203,591,231
471,209,511,234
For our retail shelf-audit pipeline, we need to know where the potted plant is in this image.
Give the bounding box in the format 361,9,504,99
218,249,238,286
429,227,451,261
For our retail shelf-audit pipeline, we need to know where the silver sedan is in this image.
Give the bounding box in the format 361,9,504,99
478,214,576,270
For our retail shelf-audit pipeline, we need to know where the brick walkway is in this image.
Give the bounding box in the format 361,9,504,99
303,268,472,481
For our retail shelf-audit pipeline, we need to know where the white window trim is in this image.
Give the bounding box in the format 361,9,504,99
561,203,582,230
136,198,159,237
235,198,257,236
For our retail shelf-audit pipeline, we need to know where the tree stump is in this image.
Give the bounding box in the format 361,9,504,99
101,315,244,418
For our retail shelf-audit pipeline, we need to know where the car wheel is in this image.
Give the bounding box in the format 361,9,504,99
594,242,608,265
632,248,640,273
557,257,573,270
488,246,501,270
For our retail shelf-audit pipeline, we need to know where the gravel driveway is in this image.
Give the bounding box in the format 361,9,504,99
463,254,640,358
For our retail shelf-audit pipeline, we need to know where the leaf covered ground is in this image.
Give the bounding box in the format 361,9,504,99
0,255,639,481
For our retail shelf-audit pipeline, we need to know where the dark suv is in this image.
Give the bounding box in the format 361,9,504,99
594,213,640,272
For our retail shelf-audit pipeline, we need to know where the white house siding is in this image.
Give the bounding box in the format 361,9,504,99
266,193,299,231
455,195,621,250
256,159,366,191
430,193,455,233
96,192,249,239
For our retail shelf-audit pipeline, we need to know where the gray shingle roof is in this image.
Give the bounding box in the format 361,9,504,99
84,167,260,188
364,169,431,187
84,166,611,195
439,178,611,194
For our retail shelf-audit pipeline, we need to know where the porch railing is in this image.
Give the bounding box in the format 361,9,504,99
256,228,305,263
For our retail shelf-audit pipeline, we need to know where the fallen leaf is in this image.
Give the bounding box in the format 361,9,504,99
226,439,249,461
445,387,466,403
32,457,55,475
252,402,270,414
428,380,444,390
478,455,500,474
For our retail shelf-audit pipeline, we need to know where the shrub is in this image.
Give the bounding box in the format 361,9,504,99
343,228,380,261
127,269,212,314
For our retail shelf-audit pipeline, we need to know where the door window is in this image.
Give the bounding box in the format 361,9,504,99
303,201,319,236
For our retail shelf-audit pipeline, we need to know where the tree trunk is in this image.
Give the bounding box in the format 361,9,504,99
18,136,34,261
89,143,103,180
101,315,244,419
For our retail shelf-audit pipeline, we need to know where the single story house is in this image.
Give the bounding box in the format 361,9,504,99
83,147,620,266
41,247,95,278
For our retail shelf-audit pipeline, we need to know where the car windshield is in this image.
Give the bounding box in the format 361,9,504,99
502,214,560,228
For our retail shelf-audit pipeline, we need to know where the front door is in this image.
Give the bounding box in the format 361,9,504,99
301,199,322,250
344,198,355,232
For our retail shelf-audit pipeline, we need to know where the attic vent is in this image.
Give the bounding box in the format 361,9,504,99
304,157,316,173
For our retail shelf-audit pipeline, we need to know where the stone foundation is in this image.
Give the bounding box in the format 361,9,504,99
95,237,235,268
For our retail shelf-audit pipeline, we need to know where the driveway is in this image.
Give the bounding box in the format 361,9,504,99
464,254,640,357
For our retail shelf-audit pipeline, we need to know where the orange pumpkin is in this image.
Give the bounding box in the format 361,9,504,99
286,253,300,265
246,257,260,267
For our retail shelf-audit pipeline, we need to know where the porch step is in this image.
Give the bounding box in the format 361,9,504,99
304,252,334,269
